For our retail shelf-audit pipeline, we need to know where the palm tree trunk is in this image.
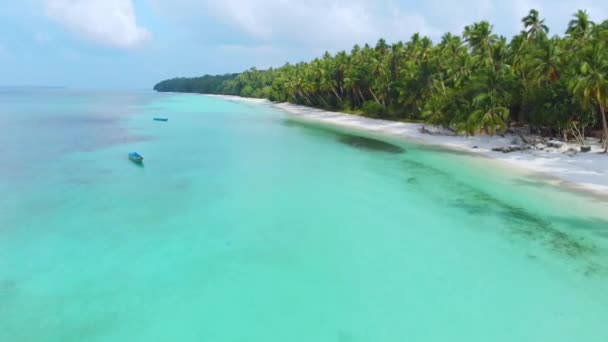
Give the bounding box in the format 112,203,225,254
369,88,382,105
599,102,608,153
315,93,330,107
298,90,312,105
357,88,366,103
331,89,343,102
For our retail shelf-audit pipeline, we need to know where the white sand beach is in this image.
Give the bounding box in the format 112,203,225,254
209,95,608,195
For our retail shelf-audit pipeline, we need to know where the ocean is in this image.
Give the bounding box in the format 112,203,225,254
1,89,607,341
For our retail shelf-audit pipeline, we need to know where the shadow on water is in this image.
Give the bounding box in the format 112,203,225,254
549,216,608,238
282,118,406,154
0,279,16,296
130,162,145,169
281,118,342,140
338,331,355,342
338,134,405,154
0,279,17,307
402,158,605,276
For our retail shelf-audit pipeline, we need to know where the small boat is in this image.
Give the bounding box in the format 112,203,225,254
153,117,168,122
128,152,144,163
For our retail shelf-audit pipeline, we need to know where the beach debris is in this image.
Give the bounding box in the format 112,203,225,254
563,148,578,157
491,145,532,153
491,147,510,153
547,140,565,148
419,126,439,135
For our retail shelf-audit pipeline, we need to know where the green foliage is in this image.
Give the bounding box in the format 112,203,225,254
153,74,238,94
153,9,608,138
361,101,385,117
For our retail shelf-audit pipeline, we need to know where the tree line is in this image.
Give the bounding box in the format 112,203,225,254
154,74,238,94
154,10,608,151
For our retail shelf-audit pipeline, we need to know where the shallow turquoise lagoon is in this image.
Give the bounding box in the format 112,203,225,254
1,89,607,341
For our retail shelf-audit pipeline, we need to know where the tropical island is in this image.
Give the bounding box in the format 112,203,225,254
153,9,608,194
155,9,608,153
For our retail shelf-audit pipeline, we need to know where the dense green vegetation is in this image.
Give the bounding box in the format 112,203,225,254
154,74,238,94
154,10,608,151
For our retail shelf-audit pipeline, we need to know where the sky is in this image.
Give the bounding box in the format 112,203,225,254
1,0,607,89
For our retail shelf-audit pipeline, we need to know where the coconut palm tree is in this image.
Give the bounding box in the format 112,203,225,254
463,21,499,66
567,10,594,42
570,43,608,152
522,9,549,41
467,93,510,136
422,95,448,127
532,38,562,84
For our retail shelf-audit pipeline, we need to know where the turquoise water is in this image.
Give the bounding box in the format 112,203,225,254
1,89,608,341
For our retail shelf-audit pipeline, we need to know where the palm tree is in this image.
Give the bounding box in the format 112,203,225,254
466,63,512,135
467,93,510,136
570,44,608,152
422,95,448,127
522,9,549,41
508,32,532,121
375,38,389,55
532,38,562,84
463,21,499,65
567,10,594,42
439,33,465,56
369,56,389,106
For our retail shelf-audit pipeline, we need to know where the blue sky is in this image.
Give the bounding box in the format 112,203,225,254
1,0,607,89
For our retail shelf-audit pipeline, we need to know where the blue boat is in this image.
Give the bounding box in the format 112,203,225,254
128,152,144,163
153,117,168,122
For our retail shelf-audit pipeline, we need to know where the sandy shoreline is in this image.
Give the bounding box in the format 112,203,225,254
208,94,608,196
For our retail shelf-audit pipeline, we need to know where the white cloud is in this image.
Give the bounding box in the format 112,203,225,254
216,44,288,69
44,0,150,50
150,0,442,49
151,0,606,49
149,0,608,54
